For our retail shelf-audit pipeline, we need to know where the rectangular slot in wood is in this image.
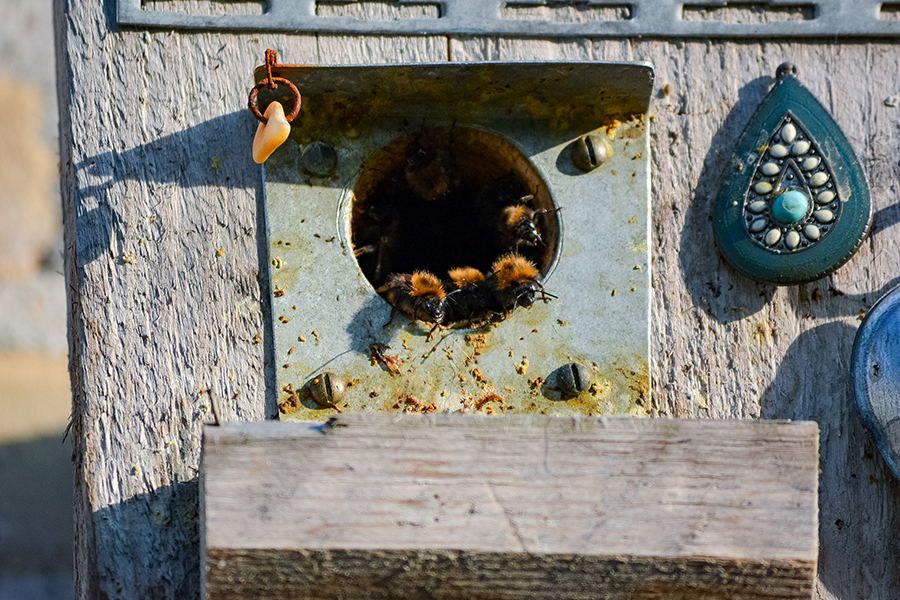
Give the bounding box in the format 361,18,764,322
501,3,632,21
141,0,267,16
315,1,441,19
682,2,815,22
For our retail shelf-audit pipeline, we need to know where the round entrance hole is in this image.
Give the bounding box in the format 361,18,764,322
351,126,560,326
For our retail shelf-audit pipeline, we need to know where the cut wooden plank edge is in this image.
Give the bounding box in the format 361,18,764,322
202,413,820,441
204,548,816,600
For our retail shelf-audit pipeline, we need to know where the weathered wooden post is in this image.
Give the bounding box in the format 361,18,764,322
55,1,900,598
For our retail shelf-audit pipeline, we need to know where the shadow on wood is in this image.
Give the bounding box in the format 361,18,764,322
71,111,260,266
760,321,900,600
679,74,776,324
87,478,201,599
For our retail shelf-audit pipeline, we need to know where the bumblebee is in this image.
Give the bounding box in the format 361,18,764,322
378,270,447,335
404,132,460,201
491,253,554,312
497,194,561,252
444,266,495,324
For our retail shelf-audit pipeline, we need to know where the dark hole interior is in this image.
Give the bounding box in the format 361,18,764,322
351,126,559,323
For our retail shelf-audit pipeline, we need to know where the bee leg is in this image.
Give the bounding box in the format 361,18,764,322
353,244,378,257
427,322,443,342
373,236,390,281
383,306,399,330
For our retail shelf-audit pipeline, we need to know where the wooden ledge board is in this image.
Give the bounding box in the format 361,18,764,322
201,415,818,599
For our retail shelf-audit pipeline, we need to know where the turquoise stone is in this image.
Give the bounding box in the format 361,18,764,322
772,190,809,224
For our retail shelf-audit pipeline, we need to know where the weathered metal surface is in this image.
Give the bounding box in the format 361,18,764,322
119,0,900,38
261,62,652,420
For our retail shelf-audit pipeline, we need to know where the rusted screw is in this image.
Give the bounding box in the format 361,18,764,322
309,372,345,407
557,363,591,398
570,133,608,173
300,142,338,177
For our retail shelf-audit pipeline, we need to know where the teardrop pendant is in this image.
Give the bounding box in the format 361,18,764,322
713,63,872,285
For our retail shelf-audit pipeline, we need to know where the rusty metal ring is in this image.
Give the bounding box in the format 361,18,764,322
248,77,302,124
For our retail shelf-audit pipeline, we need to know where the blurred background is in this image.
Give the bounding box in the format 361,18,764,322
0,1,74,599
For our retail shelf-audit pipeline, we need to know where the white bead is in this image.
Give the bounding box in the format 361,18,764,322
801,157,821,171
816,190,835,204
749,218,768,233
781,123,797,143
804,225,821,240
747,200,768,213
754,181,773,195
814,210,835,223
791,141,811,156
785,230,801,249
761,162,781,176
765,229,782,246
809,172,830,187
770,144,789,158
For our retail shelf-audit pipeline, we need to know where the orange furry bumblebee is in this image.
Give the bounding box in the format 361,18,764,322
491,253,554,311
496,194,559,252
378,270,447,333
444,267,493,323
448,266,485,288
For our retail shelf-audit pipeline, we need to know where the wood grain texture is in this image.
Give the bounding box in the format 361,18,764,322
201,416,818,599
54,0,900,597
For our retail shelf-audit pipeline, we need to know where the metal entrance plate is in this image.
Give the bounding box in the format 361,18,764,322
261,61,652,419
121,1,900,38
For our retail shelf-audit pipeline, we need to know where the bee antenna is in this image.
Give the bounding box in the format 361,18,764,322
534,206,562,218
445,288,463,300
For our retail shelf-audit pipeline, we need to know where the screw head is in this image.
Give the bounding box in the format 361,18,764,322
570,134,608,173
309,372,345,407
557,363,591,399
300,142,338,177
775,62,797,80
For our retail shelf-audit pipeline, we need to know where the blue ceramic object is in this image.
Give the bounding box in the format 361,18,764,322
772,190,810,224
852,284,900,481
714,63,872,285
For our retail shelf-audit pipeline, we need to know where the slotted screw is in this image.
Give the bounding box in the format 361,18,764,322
309,372,345,407
570,134,608,172
558,363,591,398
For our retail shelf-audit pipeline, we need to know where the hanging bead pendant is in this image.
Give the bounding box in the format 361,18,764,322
713,63,872,285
